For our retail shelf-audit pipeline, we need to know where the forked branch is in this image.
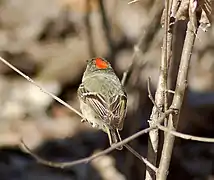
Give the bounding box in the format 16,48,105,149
156,2,201,179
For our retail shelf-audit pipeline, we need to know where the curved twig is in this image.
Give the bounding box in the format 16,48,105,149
20,108,173,169
20,127,153,168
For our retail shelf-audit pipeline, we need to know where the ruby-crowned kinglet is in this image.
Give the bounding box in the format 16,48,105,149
78,58,127,150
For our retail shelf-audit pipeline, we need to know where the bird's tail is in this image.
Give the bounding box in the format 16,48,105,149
107,129,123,150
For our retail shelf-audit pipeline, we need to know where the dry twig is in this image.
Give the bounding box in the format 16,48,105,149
147,77,163,115
128,0,140,4
124,144,158,173
158,124,214,143
20,127,153,168
0,57,84,119
20,106,173,169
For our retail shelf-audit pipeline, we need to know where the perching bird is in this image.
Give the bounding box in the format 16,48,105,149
78,57,127,150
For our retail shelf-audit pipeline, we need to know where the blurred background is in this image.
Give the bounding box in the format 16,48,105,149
0,0,213,179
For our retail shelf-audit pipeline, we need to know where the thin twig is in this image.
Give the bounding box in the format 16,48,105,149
121,59,156,172
20,127,153,168
167,89,175,94
128,0,140,4
158,124,214,143
162,0,170,115
124,144,158,173
121,68,131,87
20,108,174,169
0,56,84,119
147,77,162,114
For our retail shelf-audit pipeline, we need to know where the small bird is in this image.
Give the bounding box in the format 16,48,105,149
78,58,127,150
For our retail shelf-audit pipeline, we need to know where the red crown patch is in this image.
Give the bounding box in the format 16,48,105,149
95,58,108,69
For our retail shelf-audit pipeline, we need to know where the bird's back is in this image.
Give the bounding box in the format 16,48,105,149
83,73,125,100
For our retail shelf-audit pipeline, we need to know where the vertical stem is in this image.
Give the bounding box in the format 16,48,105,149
157,20,199,180
146,0,172,179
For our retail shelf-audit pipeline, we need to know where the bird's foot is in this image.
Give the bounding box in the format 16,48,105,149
91,122,99,128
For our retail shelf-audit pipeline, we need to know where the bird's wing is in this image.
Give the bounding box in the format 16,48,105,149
78,83,127,130
78,83,110,121
109,93,127,130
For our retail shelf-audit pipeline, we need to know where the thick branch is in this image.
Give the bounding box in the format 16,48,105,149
156,19,199,180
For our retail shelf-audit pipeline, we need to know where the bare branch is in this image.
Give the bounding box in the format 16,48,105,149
20,108,174,169
20,126,154,168
147,77,163,114
167,89,175,94
158,124,214,143
128,0,140,4
0,56,84,119
156,5,200,180
124,144,158,173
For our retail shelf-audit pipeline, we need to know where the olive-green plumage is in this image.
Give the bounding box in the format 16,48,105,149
78,58,127,150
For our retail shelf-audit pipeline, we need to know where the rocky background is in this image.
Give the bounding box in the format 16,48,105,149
0,0,213,179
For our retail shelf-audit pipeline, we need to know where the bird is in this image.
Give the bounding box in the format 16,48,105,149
77,57,127,150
